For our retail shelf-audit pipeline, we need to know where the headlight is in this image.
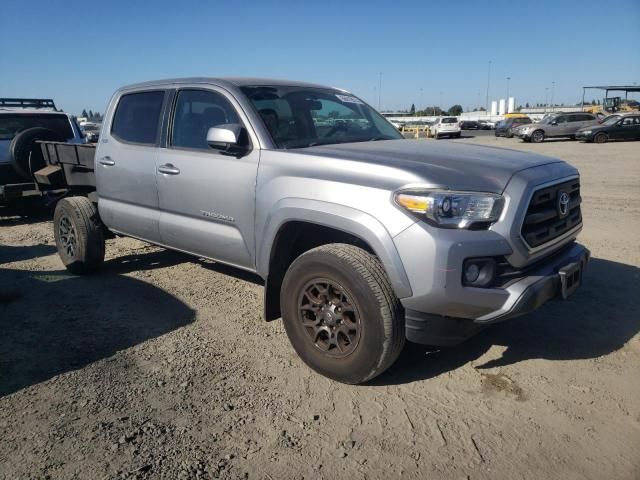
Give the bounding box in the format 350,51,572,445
394,190,504,229
581,130,591,135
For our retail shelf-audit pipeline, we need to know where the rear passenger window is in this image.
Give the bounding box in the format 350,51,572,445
171,89,240,150
111,91,165,145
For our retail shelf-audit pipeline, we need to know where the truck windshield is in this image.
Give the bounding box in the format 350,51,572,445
240,86,402,149
0,114,73,141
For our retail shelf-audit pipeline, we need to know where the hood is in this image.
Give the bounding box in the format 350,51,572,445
297,139,563,193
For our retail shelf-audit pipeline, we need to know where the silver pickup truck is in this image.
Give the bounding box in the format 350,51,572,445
33,77,589,384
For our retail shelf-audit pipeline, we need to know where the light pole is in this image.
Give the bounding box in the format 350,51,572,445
506,76,511,101
439,91,443,115
378,72,382,110
485,60,492,112
419,88,423,116
550,81,555,111
545,87,549,112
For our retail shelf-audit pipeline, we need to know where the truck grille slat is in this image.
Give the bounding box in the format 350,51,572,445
521,179,582,249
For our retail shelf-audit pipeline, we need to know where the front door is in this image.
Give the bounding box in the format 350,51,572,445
155,88,260,271
617,116,640,140
96,90,166,243
550,115,569,137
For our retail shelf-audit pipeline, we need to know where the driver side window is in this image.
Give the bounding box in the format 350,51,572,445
555,116,567,124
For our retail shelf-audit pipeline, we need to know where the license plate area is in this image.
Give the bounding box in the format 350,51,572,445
558,261,583,299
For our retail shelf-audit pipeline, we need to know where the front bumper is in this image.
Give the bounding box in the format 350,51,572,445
393,218,589,345
575,131,593,141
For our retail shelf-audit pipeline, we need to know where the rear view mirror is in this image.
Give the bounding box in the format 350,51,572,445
306,99,323,110
206,124,250,155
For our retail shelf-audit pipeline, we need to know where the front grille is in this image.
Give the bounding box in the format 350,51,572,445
521,179,582,249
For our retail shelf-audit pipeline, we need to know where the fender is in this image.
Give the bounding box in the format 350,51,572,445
257,198,413,299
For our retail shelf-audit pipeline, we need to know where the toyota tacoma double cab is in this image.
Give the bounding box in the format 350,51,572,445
31,78,589,384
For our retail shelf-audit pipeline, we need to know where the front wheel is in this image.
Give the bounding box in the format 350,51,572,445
531,130,545,143
280,244,405,384
594,132,609,144
54,197,105,274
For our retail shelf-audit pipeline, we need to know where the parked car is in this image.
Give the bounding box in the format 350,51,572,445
30,77,588,384
459,121,479,130
576,114,640,143
477,120,494,130
515,112,598,143
431,117,461,138
495,117,532,138
81,123,101,143
0,98,84,204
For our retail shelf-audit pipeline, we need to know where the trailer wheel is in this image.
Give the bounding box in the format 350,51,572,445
9,127,64,179
54,197,105,274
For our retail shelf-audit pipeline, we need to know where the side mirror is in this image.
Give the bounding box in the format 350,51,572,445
206,124,250,155
550,120,558,126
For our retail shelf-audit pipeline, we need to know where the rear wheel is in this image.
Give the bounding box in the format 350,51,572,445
54,197,105,274
594,132,609,144
280,244,405,384
531,130,545,143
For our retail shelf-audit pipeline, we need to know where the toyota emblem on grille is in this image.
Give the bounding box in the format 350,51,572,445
558,191,570,217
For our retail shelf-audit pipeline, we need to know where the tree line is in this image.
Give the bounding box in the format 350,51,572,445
80,109,103,122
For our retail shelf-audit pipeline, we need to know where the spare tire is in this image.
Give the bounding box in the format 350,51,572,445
9,127,64,180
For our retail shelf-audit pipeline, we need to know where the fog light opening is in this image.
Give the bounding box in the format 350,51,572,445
462,258,496,287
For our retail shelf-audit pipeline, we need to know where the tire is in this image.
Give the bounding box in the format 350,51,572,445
9,127,64,179
594,132,608,144
506,131,514,138
53,197,105,274
531,130,545,143
280,244,405,384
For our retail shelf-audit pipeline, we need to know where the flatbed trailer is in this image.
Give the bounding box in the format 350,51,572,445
32,141,96,195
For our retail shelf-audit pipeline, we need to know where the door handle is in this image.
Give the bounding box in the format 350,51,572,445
158,164,180,175
99,156,115,166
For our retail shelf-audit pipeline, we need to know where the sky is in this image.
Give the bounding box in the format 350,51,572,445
2,0,639,115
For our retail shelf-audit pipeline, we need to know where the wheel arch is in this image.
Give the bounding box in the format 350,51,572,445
258,199,413,321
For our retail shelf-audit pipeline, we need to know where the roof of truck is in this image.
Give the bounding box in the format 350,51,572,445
119,77,348,93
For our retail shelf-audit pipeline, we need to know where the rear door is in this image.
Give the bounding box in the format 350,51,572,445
155,87,260,270
96,89,167,242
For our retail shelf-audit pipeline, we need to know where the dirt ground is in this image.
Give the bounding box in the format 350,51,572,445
1,136,639,480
